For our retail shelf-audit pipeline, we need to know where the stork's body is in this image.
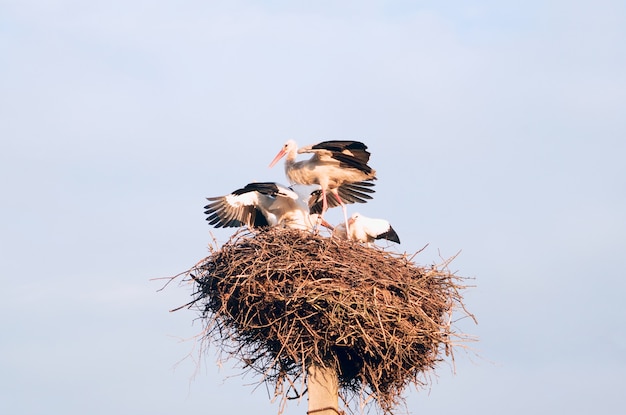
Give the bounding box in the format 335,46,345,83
204,182,328,231
269,140,377,236
333,212,401,245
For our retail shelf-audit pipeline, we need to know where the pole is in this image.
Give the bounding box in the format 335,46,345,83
306,363,340,415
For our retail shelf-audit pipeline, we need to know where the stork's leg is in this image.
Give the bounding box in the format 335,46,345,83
312,188,330,234
340,203,350,239
312,213,324,234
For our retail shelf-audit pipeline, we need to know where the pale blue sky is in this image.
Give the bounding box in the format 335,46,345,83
1,1,625,414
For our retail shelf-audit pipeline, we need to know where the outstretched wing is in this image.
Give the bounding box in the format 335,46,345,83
308,181,376,214
204,184,271,228
300,140,375,175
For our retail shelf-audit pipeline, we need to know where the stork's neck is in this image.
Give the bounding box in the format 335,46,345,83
283,148,297,174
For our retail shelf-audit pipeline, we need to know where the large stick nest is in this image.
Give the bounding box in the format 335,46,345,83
177,228,475,414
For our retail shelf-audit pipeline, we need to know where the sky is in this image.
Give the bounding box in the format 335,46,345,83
1,0,625,414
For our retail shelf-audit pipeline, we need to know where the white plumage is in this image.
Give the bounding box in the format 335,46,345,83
269,140,377,236
332,212,400,245
204,182,328,231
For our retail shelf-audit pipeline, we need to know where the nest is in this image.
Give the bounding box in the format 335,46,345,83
176,228,475,414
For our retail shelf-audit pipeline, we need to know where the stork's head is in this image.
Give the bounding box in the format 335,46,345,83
269,140,297,168
348,212,361,226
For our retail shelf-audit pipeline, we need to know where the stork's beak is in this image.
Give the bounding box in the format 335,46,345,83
320,218,334,230
269,148,286,168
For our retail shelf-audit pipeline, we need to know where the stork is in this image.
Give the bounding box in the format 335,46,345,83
332,212,400,245
203,182,331,231
269,140,377,236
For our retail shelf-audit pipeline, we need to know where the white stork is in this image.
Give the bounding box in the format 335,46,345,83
269,140,377,236
203,182,331,231
332,212,400,245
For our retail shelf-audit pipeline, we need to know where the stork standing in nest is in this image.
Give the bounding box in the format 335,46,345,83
269,140,377,236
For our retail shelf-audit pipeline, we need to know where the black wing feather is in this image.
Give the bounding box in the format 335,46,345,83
376,225,401,244
308,180,376,214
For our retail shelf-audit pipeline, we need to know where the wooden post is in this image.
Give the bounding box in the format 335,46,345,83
307,363,339,415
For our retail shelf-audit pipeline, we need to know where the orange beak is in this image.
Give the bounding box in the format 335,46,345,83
269,148,286,168
320,218,334,230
